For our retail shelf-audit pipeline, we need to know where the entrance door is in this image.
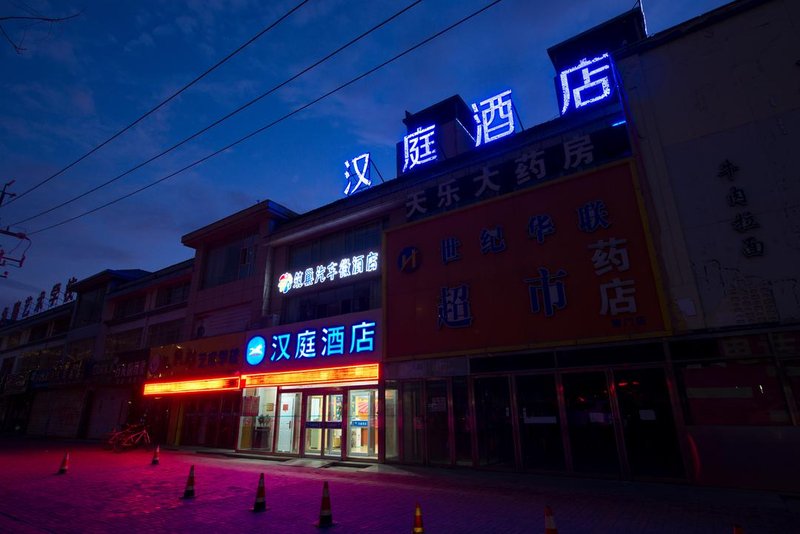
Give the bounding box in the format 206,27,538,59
515,374,565,471
276,392,301,454
474,376,515,467
304,393,343,458
613,367,684,478
561,371,620,475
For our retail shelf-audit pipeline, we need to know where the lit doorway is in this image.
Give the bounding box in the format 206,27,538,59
304,393,343,458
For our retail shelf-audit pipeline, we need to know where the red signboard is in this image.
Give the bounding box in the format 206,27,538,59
385,160,668,360
148,332,245,379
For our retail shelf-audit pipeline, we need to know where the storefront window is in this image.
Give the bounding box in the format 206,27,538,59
238,387,277,451
426,380,449,464
474,376,514,468
402,381,424,463
452,377,472,466
677,359,791,425
349,389,378,458
786,359,800,415
385,385,399,461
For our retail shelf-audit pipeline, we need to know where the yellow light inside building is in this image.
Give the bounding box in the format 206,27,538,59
242,363,379,387
143,376,241,395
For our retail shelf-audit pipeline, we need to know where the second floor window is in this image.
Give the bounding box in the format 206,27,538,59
113,295,146,319
155,282,190,308
202,234,257,289
106,328,143,357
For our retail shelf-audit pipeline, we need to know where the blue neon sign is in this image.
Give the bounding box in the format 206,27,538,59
343,153,371,196
246,336,266,365
246,320,378,366
402,124,438,172
558,53,616,115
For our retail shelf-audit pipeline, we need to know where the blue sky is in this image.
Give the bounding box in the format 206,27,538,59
0,0,731,311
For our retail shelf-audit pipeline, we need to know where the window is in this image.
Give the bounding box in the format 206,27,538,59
202,234,257,289
155,282,190,307
7,331,22,348
29,323,49,342
113,295,146,319
147,319,184,347
74,287,105,326
282,279,381,323
67,338,95,361
288,221,382,271
51,317,70,336
105,329,143,357
676,359,791,425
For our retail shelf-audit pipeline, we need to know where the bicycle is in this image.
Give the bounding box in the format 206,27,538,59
106,423,152,452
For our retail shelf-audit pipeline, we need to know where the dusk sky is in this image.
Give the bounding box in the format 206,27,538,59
0,0,730,312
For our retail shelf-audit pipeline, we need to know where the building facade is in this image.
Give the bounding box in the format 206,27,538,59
2,0,798,492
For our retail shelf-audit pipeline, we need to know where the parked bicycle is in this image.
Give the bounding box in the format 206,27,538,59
106,423,152,452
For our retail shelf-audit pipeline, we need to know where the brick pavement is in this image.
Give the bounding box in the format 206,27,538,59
0,437,797,533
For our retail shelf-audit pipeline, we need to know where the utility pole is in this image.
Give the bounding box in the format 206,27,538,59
0,180,29,277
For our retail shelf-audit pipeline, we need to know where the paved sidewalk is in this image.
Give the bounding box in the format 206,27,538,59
0,438,797,533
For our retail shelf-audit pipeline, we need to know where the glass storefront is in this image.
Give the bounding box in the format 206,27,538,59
238,387,277,451
385,366,686,480
237,386,378,460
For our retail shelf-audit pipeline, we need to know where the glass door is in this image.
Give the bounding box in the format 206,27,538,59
474,376,515,467
614,367,684,478
324,394,343,457
425,380,450,464
276,392,301,454
561,371,620,475
348,389,378,458
304,392,344,458
305,394,324,456
516,374,565,471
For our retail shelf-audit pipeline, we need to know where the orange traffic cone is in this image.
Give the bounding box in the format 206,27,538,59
182,465,195,499
544,505,558,534
253,473,267,512
151,445,160,465
412,502,424,533
733,525,745,534
315,481,334,528
57,451,70,475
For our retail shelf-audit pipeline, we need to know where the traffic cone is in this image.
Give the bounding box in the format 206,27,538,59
544,505,558,534
182,465,195,499
57,451,70,475
253,473,267,512
315,481,334,528
151,445,160,465
412,502,423,534
733,525,745,534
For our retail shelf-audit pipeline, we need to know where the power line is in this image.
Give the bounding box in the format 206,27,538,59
3,0,310,206
28,0,504,236
11,0,423,227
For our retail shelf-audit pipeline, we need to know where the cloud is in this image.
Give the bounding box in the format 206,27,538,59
123,32,155,52
175,15,198,36
70,88,95,115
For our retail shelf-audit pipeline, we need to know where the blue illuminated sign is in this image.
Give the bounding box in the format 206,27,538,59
343,153,371,196
247,320,378,366
558,53,616,115
402,124,438,172
246,336,266,365
471,90,515,146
